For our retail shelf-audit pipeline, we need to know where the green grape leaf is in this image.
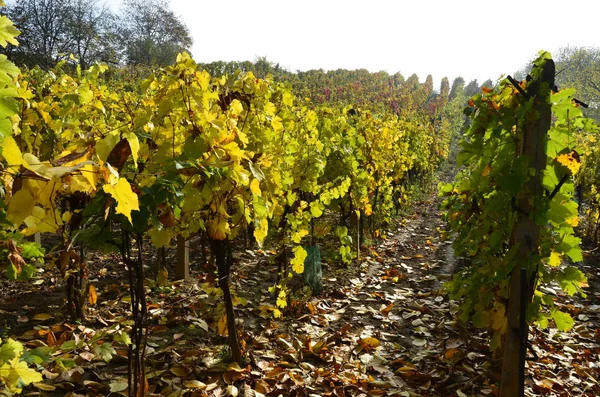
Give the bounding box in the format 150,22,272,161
0,339,23,362
113,331,131,346
0,55,19,86
149,227,172,248
556,266,587,296
92,342,116,362
560,234,583,262
551,309,574,331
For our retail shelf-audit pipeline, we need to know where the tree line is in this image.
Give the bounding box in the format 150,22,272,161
0,0,192,69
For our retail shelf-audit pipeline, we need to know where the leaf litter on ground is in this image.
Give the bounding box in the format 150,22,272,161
0,192,598,396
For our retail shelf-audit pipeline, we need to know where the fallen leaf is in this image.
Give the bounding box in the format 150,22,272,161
358,337,381,352
183,380,206,389
88,285,98,305
32,313,53,321
217,314,228,336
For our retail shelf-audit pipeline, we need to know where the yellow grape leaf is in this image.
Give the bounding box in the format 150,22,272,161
208,217,229,240
1,136,23,169
250,179,261,196
548,251,562,267
23,206,46,232
282,91,294,107
36,208,61,233
272,308,281,318
222,142,246,162
253,218,268,245
0,357,43,394
271,116,283,132
22,179,55,208
88,285,98,305
102,178,139,224
291,229,309,243
7,189,35,227
291,245,307,274
65,174,94,194
310,201,323,218
276,290,287,309
217,314,228,336
565,216,579,227
556,151,581,175
95,131,120,163
125,132,140,167
230,99,244,116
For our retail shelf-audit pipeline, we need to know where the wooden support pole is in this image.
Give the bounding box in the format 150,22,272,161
176,235,189,280
500,59,554,397
25,232,42,245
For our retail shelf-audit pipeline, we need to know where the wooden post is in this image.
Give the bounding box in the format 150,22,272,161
176,235,189,280
25,232,41,245
500,59,554,397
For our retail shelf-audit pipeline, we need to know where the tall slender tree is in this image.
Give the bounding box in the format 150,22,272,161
449,76,465,101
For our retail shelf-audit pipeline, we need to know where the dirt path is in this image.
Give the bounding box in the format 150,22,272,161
229,192,493,396
229,190,599,396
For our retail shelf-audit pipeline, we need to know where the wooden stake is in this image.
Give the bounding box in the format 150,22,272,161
500,59,554,397
176,235,189,280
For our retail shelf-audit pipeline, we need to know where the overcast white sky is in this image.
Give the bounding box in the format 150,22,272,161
110,0,599,88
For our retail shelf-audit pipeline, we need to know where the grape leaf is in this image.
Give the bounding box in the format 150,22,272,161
103,178,140,224
92,342,116,362
0,339,23,362
7,189,35,227
0,357,43,394
551,309,574,331
1,136,23,168
0,16,19,48
291,245,307,274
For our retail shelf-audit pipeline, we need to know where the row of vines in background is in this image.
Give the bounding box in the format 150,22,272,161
579,129,600,242
0,9,457,390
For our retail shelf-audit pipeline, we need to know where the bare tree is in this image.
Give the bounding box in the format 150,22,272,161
2,0,115,68
64,0,116,68
118,0,192,67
